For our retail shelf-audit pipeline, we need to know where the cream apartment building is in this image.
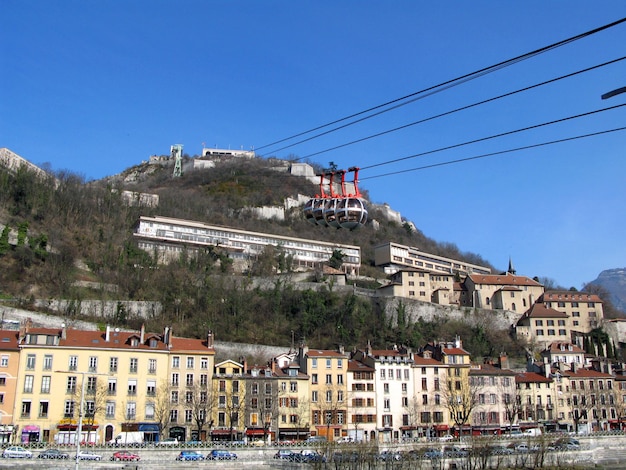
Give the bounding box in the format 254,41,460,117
0,330,19,443
297,346,349,441
346,358,377,442
464,273,544,312
540,291,604,335
352,345,414,443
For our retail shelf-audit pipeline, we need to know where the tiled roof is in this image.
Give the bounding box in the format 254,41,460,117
540,291,603,303
412,356,442,366
544,342,584,354
518,304,568,320
516,371,552,383
470,364,516,376
306,349,346,357
468,273,542,287
563,368,614,379
348,359,375,372
442,347,470,356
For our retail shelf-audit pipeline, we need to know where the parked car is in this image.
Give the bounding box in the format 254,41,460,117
77,450,102,460
439,434,454,442
3,446,33,459
552,437,580,450
423,448,444,459
111,451,140,461
176,450,205,461
158,437,179,446
334,451,359,462
207,449,237,460
444,446,469,458
274,449,294,460
301,450,326,462
38,449,69,459
380,450,402,461
185,440,204,446
490,445,514,455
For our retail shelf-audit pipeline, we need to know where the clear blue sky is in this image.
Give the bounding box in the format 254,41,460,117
2,1,625,290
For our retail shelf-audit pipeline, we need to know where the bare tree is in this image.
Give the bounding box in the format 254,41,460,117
188,381,218,441
153,380,172,440
312,382,347,441
76,379,109,445
443,371,482,437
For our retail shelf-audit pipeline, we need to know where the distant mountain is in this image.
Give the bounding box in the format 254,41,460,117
589,268,626,314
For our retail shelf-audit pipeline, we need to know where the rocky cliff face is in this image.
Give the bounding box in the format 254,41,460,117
590,268,626,314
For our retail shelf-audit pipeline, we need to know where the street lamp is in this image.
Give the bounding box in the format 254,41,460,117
56,370,109,470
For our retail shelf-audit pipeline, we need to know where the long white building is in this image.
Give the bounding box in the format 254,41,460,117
134,215,361,274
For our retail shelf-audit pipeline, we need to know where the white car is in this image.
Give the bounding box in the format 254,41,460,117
439,434,454,442
77,450,102,460
157,437,179,446
3,446,33,458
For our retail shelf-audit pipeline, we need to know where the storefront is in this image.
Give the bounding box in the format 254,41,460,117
0,425,15,444
210,428,241,442
277,427,309,442
21,425,40,444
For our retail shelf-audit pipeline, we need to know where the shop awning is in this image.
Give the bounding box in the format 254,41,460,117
400,426,417,431
245,428,267,436
22,425,40,432
211,429,237,435
434,425,449,431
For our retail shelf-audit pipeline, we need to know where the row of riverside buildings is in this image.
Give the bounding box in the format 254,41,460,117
1,320,625,446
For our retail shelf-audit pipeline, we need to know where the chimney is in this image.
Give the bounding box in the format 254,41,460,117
543,356,550,378
168,327,173,348
140,323,145,344
105,325,111,342
499,353,510,370
455,336,462,348
366,340,372,356
61,323,67,340
207,330,214,349
338,344,345,355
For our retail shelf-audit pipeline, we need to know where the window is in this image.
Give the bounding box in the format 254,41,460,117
43,355,52,370
326,390,332,402
536,329,544,336
89,356,98,372
39,401,49,418
535,320,543,326
380,370,385,380
21,401,31,419
326,374,332,385
170,409,178,423
148,359,157,374
0,356,7,368
422,377,428,390
41,376,51,394
265,383,271,394
145,402,155,420
186,374,194,386
87,376,97,393
128,379,137,396
200,374,208,386
171,373,179,386
126,402,136,420
172,356,180,368
171,391,179,404
110,357,118,373
311,358,317,369
26,354,36,370
187,357,194,369
147,380,156,396
108,378,117,395
64,400,74,418
326,359,332,369
201,357,209,369
290,382,297,392
337,359,343,369
185,409,193,423
337,374,344,385
69,356,78,371
67,376,77,393
312,373,318,384
129,358,138,373
384,383,389,393
311,391,318,403
23,375,34,393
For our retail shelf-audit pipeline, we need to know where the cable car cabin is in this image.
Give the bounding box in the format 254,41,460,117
323,198,341,228
336,197,368,229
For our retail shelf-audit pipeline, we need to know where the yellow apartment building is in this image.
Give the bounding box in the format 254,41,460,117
211,359,246,442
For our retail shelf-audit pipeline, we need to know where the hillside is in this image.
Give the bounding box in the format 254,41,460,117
0,154,529,358
589,268,626,315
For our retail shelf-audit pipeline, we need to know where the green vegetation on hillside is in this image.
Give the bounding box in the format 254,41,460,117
0,159,528,358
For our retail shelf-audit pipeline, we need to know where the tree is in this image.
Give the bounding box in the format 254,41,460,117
0,225,9,255
153,380,173,440
312,382,347,441
189,380,218,441
328,249,345,270
443,370,481,437
72,377,109,445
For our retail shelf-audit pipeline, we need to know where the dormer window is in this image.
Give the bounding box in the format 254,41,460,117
131,338,139,347
149,338,157,348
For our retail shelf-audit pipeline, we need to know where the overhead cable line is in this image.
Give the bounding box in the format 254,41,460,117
298,56,626,160
359,102,626,171
256,17,626,155
361,126,626,181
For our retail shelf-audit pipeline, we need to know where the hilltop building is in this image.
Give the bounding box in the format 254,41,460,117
134,215,361,275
